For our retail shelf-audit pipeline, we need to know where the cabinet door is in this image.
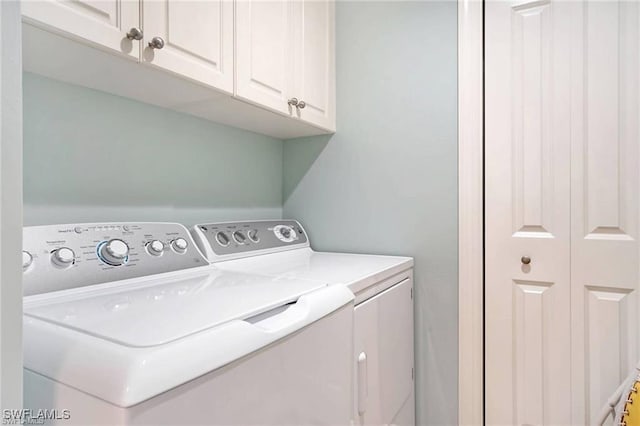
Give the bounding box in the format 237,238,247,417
141,0,233,93
354,279,414,426
235,0,295,115
485,2,572,424
293,0,335,130
21,0,140,59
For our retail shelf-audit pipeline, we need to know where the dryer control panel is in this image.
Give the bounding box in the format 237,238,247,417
191,220,310,263
23,222,208,296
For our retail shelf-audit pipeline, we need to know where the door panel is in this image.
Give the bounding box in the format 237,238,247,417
510,1,553,237
512,280,559,426
570,1,640,424
485,1,572,424
354,279,414,426
236,0,294,115
22,0,140,59
142,0,233,93
293,0,335,130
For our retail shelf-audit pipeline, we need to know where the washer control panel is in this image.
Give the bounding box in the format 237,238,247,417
23,222,208,296
191,220,309,263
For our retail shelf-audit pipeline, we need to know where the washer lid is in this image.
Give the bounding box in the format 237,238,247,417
23,274,354,408
24,268,327,347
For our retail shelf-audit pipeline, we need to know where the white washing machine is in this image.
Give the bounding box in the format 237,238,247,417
191,220,416,426
22,222,354,426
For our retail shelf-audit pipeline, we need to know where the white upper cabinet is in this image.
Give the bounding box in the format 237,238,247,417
142,0,234,93
235,0,296,115
292,0,335,130
22,0,140,59
237,0,336,130
21,0,336,138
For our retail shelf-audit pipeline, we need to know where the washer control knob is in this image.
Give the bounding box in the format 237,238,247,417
247,229,259,243
23,251,33,271
52,247,75,268
216,231,230,247
171,238,188,254
146,240,165,256
99,239,129,266
233,231,247,244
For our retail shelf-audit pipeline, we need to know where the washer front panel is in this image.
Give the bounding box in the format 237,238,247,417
23,222,208,296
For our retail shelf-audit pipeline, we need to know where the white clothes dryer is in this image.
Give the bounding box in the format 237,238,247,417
191,219,416,426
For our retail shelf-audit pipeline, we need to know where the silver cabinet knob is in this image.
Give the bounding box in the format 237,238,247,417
149,36,165,50
297,100,306,109
288,98,299,107
521,256,531,265
126,27,143,41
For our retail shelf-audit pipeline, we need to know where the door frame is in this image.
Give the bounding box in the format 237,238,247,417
0,0,24,410
458,0,484,425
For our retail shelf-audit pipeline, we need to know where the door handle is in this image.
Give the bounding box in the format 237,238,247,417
244,286,353,333
357,352,368,415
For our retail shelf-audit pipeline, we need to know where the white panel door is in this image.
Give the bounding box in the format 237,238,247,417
486,1,640,424
21,0,140,59
292,0,335,130
236,0,295,115
485,1,572,424
570,2,640,424
142,0,234,93
353,279,414,426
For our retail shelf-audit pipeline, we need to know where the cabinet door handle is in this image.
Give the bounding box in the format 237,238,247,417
148,36,165,50
357,352,368,415
288,98,299,107
297,100,306,109
126,28,143,41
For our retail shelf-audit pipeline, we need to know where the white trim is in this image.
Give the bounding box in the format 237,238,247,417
458,0,483,425
0,0,23,410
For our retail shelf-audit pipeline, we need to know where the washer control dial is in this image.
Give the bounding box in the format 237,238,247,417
171,238,188,254
146,240,165,256
247,229,259,243
23,251,33,271
98,239,129,266
52,247,75,268
273,225,297,243
215,231,230,247
232,230,247,244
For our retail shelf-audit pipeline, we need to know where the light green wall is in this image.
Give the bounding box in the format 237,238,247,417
23,73,283,225
283,2,458,425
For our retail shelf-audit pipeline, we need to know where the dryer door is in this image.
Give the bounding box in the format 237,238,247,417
354,278,415,426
